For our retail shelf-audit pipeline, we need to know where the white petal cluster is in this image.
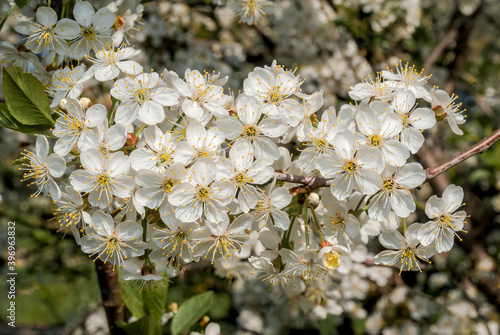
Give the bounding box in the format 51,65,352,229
12,9,469,293
4,2,491,331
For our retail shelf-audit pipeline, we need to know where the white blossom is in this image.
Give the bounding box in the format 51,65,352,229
89,45,143,81
219,146,274,213
66,1,115,59
199,213,253,264
391,90,436,154
418,184,467,253
167,159,233,224
49,65,95,107
15,6,77,56
52,98,107,155
428,88,466,135
19,136,66,200
374,223,435,272
172,68,230,120
69,149,134,208
356,107,408,167
130,125,176,172
316,131,382,201
80,210,146,267
368,163,426,221
243,60,304,119
111,72,179,125
217,96,287,161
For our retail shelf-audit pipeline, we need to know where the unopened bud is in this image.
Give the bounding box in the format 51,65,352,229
126,133,137,148
58,98,68,111
199,315,210,327
169,302,178,313
309,113,318,127
79,97,93,110
307,192,320,208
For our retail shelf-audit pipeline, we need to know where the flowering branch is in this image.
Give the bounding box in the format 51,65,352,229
275,128,500,188
424,128,500,180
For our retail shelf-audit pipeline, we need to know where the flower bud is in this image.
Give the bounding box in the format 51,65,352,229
169,302,178,313
307,192,320,208
199,315,210,327
126,133,137,148
79,97,93,110
58,98,68,112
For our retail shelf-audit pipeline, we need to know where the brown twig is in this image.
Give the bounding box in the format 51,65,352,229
424,128,500,181
94,260,126,335
274,128,500,189
274,172,332,190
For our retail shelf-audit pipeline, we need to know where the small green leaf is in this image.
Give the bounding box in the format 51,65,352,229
143,284,168,319
121,282,146,319
15,0,31,8
171,291,214,335
116,315,162,335
3,66,54,126
121,278,168,320
0,102,53,136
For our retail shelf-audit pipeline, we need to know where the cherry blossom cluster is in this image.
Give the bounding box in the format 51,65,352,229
8,2,469,292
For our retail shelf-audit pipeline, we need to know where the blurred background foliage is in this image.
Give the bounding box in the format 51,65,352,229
1,0,500,334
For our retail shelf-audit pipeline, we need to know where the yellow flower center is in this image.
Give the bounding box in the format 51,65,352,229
243,124,258,139
196,148,210,158
369,134,382,148
383,178,395,192
323,251,341,269
234,173,250,186
342,160,358,173
97,173,110,188
196,186,211,202
82,27,97,41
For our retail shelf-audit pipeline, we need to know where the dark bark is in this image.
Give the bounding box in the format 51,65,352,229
94,260,127,335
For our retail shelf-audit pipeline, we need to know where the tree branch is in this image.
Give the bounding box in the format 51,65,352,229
94,260,126,335
424,128,500,181
274,172,332,189
274,128,500,189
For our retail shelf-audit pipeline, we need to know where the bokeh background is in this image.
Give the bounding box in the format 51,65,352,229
1,0,500,334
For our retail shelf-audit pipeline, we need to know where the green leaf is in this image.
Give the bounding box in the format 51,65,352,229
121,282,146,319
143,285,168,319
15,0,31,8
0,103,53,136
171,291,214,335
3,66,54,126
318,315,338,335
116,315,162,335
207,293,231,319
121,278,168,320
